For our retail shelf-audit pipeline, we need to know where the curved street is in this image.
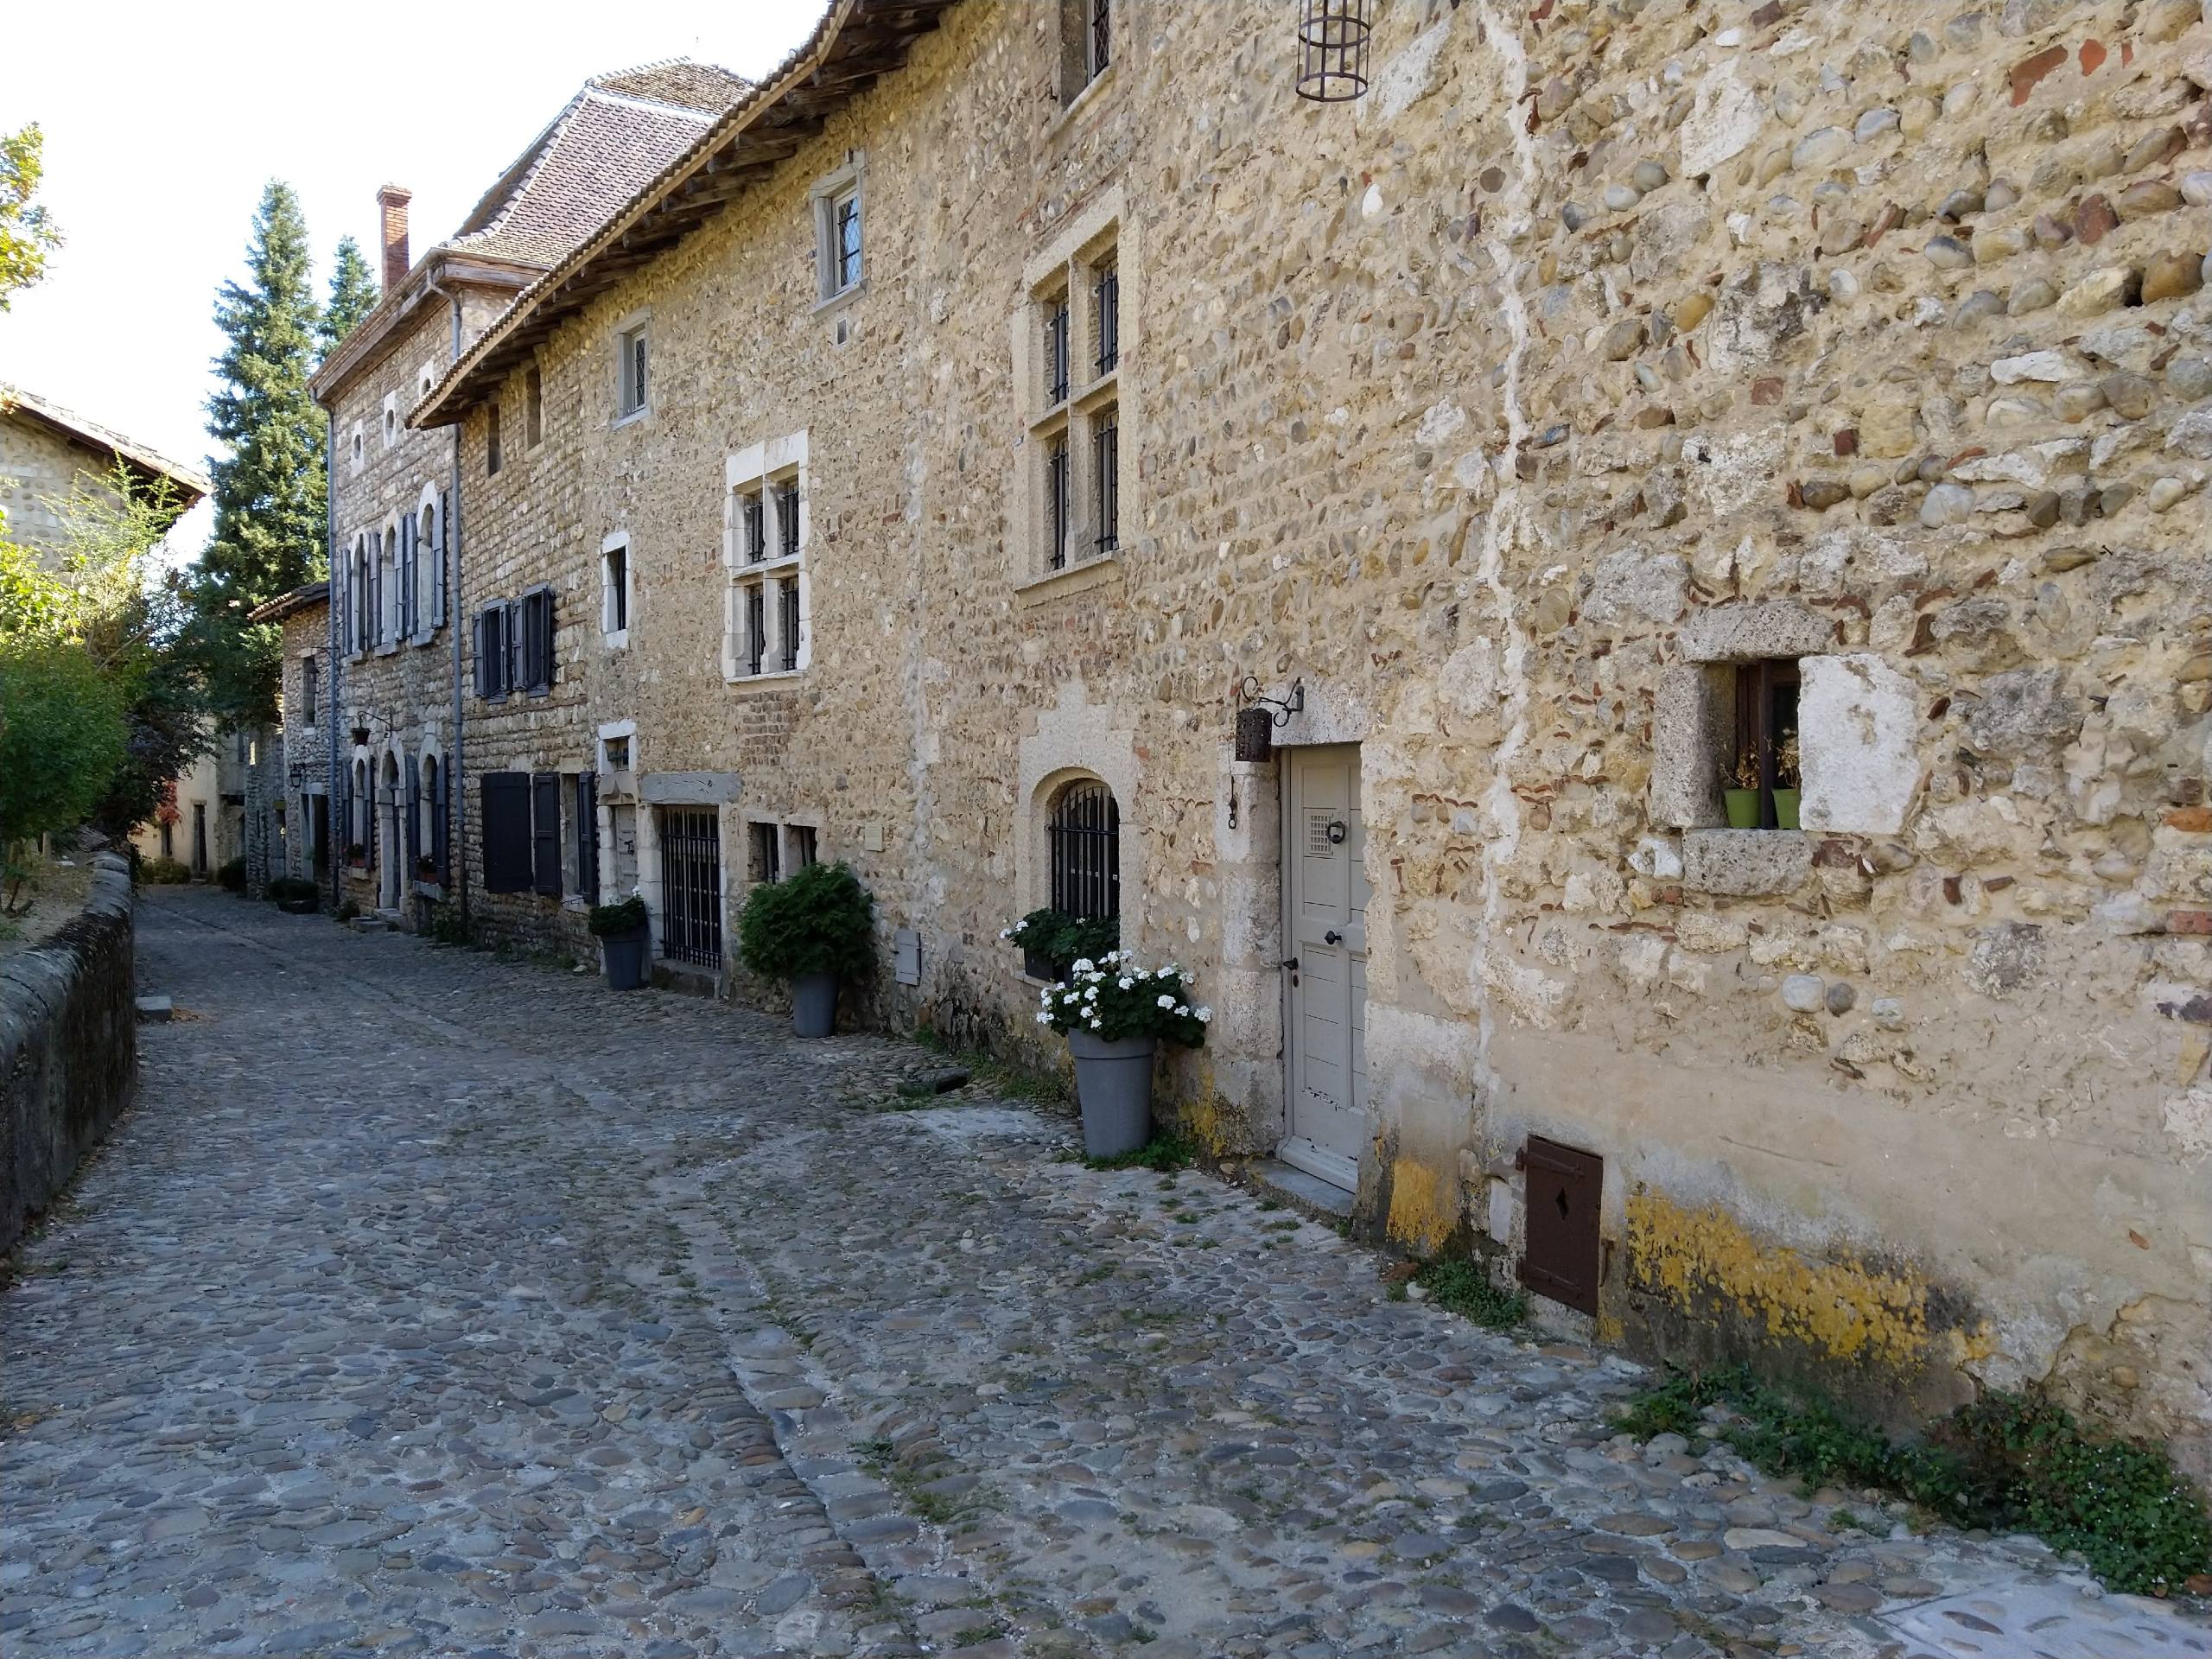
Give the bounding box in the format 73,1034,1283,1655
2,887,2205,1659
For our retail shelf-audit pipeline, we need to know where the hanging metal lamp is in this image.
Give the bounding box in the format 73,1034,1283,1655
1296,0,1372,103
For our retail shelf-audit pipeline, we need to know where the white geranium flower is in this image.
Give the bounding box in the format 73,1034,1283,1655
1071,957,1095,975
1035,1010,1052,1024
1084,984,1099,999
1195,1007,1211,1023
1176,1005,1190,1017
1089,1016,1103,1028
1157,994,1175,1009
1117,976,1134,989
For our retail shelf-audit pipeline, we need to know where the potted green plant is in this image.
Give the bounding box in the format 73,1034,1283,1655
739,861,875,1037
590,893,652,991
1000,906,1120,982
1772,732,1802,830
1037,953,1210,1158
1723,746,1761,829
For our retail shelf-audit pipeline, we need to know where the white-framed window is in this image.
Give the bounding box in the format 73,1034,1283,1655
721,430,810,681
417,360,437,402
348,422,365,476
415,486,447,634
382,517,403,645
1058,0,1111,105
810,156,866,305
1015,193,1128,582
615,315,650,421
601,531,632,645
381,391,400,449
598,719,637,776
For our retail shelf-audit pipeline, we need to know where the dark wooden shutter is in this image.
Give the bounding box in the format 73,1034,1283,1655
435,490,450,624
404,755,421,877
575,773,598,899
480,772,532,893
472,610,486,696
505,600,522,694
1520,1135,1603,1316
431,760,448,880
531,772,561,895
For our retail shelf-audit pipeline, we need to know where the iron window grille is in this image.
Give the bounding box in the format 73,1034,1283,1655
779,580,801,673
1094,263,1118,376
742,492,766,563
775,480,801,558
1090,0,1111,79
1093,409,1119,557
1049,780,1120,921
751,820,781,885
1045,296,1070,404
745,585,767,677
1047,435,1071,570
658,807,722,967
832,188,862,292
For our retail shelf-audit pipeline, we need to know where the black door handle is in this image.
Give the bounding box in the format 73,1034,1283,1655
1324,929,1343,945
1280,957,1299,971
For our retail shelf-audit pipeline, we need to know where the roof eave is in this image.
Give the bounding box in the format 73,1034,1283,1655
413,0,956,431
310,249,545,407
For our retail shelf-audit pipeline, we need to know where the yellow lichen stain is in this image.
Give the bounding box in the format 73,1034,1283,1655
1386,1156,1458,1256
1625,1190,1932,1370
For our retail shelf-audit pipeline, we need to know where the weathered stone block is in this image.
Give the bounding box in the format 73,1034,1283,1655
1682,830,1812,897
1650,664,1730,830
1680,601,1835,664
1800,654,1922,836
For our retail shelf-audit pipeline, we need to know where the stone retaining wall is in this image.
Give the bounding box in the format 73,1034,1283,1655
0,855,136,1255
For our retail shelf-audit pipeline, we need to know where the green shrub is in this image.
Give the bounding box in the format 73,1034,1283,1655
216,856,246,892
267,874,317,904
738,861,874,981
0,640,128,848
140,855,191,885
1609,1366,2212,1594
334,899,359,924
424,904,469,946
1001,906,1119,976
588,895,648,937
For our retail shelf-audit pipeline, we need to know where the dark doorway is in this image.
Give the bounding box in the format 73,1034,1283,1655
190,804,208,876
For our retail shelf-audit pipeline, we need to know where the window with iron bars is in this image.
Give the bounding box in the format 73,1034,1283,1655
775,480,800,558
1093,407,1119,557
658,807,721,967
832,188,862,293
1090,0,1111,78
1047,434,1071,570
745,585,767,677
779,580,801,673
742,491,766,563
1049,779,1120,921
1045,296,1070,404
1093,263,1119,377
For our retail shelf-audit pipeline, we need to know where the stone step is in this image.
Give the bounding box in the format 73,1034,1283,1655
134,995,174,1022
1246,1159,1354,1222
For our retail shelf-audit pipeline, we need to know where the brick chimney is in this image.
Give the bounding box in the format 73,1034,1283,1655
375,185,413,292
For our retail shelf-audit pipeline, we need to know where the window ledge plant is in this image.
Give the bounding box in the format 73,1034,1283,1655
1001,906,1118,981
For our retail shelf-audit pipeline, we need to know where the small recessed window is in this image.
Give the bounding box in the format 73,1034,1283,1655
830,188,861,294
617,324,648,418
525,365,543,448
1058,0,1110,104
750,821,782,886
741,490,766,563
774,479,800,559
486,404,503,475
603,542,629,637
602,733,632,771
1092,404,1119,558
792,825,818,869
1723,659,1803,830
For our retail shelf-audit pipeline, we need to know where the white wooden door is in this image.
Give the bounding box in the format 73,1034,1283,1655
1283,744,1368,1188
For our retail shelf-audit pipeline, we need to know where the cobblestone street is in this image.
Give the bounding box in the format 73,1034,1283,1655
1,887,2205,1659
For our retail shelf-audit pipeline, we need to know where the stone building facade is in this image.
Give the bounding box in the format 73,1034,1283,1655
0,382,207,563
414,0,2212,1472
311,62,747,929
241,582,331,893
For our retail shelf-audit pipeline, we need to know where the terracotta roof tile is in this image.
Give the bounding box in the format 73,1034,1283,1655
588,59,751,114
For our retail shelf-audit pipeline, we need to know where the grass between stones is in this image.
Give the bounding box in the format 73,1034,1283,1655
1611,1363,2212,1597
1081,1134,1195,1173
1387,1258,1530,1331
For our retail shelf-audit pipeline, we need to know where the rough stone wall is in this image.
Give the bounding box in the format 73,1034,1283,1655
325,295,483,926
242,723,285,898
0,855,135,1255
0,411,129,563
443,0,2212,1467
276,606,330,883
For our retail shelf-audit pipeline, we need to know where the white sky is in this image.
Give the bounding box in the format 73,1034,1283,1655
3,0,828,560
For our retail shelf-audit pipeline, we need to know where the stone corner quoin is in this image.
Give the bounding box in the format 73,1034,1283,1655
246,0,2212,1476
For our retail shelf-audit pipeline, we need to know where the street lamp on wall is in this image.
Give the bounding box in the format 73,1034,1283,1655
1234,676,1306,763
1296,0,1372,103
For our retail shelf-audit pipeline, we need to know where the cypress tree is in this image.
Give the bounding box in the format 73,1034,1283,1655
321,234,378,359
187,181,327,724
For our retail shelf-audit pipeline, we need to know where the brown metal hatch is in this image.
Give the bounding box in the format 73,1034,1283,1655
1521,1135,1602,1315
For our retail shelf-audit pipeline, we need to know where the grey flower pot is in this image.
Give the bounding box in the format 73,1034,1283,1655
1067,1030,1157,1158
791,971,840,1039
601,927,651,991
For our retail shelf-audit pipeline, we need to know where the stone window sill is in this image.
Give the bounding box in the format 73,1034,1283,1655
375,641,400,658
1044,60,1117,143
811,278,867,318
613,406,650,431
1681,829,1811,898
727,667,805,688
1015,554,1121,608
603,628,629,651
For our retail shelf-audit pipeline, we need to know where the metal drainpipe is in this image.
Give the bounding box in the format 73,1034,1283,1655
326,410,341,914
446,292,469,929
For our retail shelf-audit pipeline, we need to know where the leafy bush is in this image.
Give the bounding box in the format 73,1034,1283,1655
1001,907,1119,976
424,904,469,947
1413,1258,1529,1330
334,899,359,924
268,874,317,904
1037,952,1209,1046
738,861,874,981
1609,1365,2212,1594
588,895,649,937
0,640,128,848
140,855,191,885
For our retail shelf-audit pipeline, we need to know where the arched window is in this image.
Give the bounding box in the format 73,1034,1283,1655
1048,779,1119,919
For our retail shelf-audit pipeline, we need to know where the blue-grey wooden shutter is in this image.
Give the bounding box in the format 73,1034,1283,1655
531,772,561,895
402,514,416,636
435,491,450,625
404,755,421,878
575,773,598,899
480,772,531,893
505,600,522,694
432,760,448,880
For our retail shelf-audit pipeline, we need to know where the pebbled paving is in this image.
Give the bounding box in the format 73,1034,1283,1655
3,886,2207,1659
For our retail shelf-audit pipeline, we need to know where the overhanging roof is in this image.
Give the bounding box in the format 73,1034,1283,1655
414,0,957,429
247,581,329,626
0,383,211,505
